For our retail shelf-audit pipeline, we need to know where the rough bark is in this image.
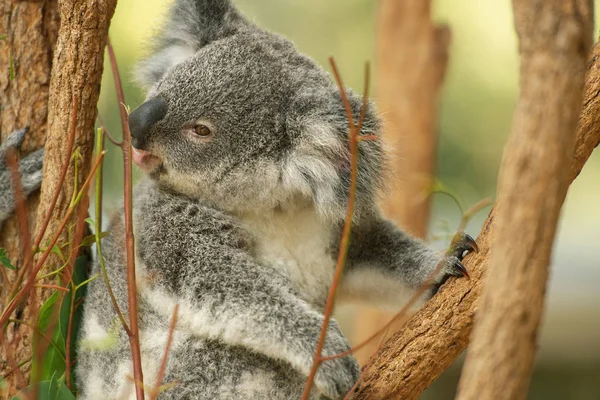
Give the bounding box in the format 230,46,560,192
355,11,599,400
0,0,117,395
352,0,450,365
456,1,592,399
38,0,117,249
0,0,59,393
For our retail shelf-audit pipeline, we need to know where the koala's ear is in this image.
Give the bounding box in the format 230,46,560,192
135,0,249,89
283,89,385,220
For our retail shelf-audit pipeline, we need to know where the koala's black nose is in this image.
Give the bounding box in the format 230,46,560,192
128,97,168,149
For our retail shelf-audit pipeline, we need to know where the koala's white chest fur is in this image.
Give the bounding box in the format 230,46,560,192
240,209,335,307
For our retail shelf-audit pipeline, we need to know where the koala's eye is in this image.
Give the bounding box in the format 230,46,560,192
193,124,212,137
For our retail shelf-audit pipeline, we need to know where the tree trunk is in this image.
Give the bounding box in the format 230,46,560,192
456,1,592,398
0,0,117,396
0,0,59,394
354,18,599,400
352,0,450,365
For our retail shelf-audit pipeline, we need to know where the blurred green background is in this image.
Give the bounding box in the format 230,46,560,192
97,1,600,398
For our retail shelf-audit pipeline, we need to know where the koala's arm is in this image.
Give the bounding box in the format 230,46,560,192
0,128,45,227
338,213,476,309
136,192,359,399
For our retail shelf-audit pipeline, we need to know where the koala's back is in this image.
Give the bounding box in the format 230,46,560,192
76,181,323,399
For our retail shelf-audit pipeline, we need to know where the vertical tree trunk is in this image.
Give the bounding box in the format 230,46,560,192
456,1,593,399
0,0,117,396
352,0,450,364
0,0,59,394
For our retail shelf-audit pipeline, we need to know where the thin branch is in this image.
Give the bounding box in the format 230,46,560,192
65,195,89,390
149,304,179,400
301,59,370,399
107,37,145,400
94,130,131,335
0,153,105,329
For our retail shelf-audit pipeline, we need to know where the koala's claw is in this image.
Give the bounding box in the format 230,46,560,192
453,259,470,280
448,232,478,258
432,232,479,294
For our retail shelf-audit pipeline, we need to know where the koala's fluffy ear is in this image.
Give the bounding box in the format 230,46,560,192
283,89,386,221
136,0,248,89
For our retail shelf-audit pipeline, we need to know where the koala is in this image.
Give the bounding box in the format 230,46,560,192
0,1,476,399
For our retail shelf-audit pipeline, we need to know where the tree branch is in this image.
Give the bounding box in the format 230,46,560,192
457,1,593,398
355,9,599,400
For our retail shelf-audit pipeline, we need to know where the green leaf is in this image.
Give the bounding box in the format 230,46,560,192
0,248,15,270
84,217,95,226
80,231,109,247
33,292,66,383
11,375,75,400
38,292,60,332
58,256,89,392
0,34,6,41
32,256,89,388
51,244,65,261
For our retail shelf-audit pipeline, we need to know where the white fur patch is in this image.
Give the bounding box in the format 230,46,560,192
81,313,109,342
142,288,312,377
240,208,335,307
338,267,427,312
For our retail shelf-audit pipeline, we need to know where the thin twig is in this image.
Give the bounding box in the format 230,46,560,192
0,153,105,329
94,129,131,335
33,284,68,293
149,304,179,400
301,59,370,399
97,114,123,147
64,194,89,390
2,151,33,390
107,37,145,400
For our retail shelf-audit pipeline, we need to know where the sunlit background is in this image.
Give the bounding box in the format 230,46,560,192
97,1,600,398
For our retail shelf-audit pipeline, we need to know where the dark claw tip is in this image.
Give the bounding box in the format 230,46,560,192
455,260,470,280
465,234,479,253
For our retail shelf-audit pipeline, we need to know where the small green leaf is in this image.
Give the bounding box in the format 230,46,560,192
80,231,109,247
33,292,66,383
38,292,60,332
0,248,15,270
11,375,75,400
0,34,6,41
51,244,65,261
85,217,95,226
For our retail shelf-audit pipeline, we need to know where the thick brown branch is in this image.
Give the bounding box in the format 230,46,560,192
355,7,599,400
456,1,593,398
352,0,450,365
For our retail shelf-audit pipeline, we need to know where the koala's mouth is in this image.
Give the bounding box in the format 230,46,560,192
132,147,161,171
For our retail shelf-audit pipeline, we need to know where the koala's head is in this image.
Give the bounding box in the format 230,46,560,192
129,0,386,220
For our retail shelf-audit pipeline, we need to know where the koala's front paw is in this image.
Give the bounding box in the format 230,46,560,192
433,232,478,294
313,322,361,399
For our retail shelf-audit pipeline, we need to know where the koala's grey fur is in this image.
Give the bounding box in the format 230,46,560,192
0,1,473,398
0,128,45,230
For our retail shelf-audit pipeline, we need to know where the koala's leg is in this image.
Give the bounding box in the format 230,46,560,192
337,215,477,309
158,336,318,400
0,128,45,227
141,255,359,400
